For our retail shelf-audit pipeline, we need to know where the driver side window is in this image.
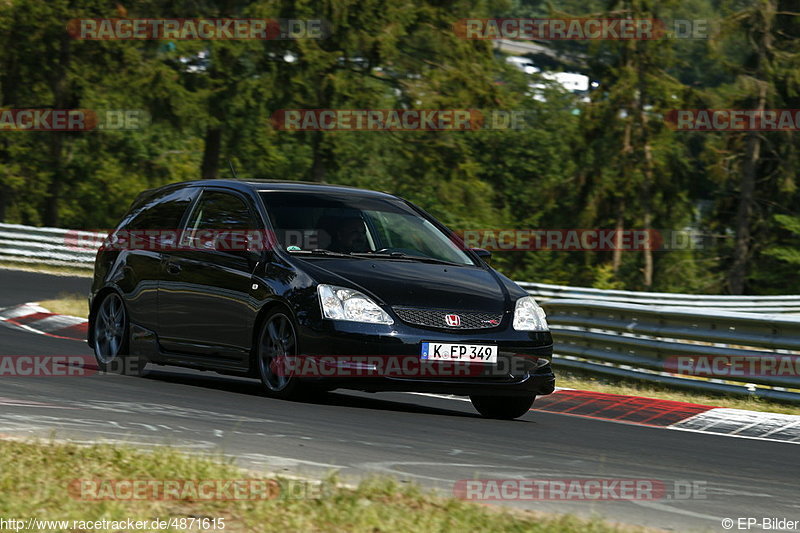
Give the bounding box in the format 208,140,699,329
181,190,259,251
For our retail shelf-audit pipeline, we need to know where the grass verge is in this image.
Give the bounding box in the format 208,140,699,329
0,261,93,278
557,369,800,416
0,439,651,533
38,292,88,318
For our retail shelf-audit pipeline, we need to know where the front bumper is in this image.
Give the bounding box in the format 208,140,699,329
295,316,556,397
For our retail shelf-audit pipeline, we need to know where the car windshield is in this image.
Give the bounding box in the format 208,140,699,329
259,191,474,266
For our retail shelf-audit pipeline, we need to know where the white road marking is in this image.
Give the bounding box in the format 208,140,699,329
668,408,800,445
0,303,49,319
407,392,800,445
26,314,86,332
0,303,87,339
0,396,76,409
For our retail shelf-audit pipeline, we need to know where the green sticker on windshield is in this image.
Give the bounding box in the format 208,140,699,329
287,245,301,251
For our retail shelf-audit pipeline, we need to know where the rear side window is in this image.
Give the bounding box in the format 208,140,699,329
181,190,260,249
122,187,198,231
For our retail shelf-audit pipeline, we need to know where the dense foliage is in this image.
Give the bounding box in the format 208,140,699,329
1,0,798,294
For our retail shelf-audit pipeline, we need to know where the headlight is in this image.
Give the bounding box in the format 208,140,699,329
317,284,394,325
512,296,548,331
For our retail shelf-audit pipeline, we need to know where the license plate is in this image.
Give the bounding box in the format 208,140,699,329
421,342,498,363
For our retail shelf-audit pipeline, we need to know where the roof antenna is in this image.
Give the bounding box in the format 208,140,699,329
228,159,240,179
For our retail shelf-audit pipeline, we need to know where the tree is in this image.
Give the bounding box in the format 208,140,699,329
570,0,690,288
705,0,800,293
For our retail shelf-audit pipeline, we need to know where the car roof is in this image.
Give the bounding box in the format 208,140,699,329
161,179,400,200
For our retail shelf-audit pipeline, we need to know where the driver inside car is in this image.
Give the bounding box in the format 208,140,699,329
329,217,371,253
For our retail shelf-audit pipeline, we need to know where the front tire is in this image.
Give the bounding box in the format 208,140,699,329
470,394,535,420
256,310,305,399
92,292,147,376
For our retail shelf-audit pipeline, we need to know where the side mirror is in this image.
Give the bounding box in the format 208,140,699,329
471,248,492,261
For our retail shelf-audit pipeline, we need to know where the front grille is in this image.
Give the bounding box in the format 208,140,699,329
392,307,504,330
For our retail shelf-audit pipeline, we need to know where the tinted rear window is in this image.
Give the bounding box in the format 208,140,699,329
122,187,198,231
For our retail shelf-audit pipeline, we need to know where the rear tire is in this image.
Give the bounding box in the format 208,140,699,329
92,292,148,376
470,394,535,420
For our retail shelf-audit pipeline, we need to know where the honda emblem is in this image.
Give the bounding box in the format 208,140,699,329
445,314,461,327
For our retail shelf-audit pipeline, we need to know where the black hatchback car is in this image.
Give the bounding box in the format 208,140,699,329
89,180,555,419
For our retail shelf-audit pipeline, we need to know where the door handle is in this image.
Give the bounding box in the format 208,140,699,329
166,262,181,275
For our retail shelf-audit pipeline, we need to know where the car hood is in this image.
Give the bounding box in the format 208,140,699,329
294,257,509,312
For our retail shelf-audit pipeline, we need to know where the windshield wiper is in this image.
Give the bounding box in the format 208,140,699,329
288,249,354,258
350,251,463,266
290,249,464,266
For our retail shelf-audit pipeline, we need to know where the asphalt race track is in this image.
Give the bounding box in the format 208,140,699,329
0,268,797,532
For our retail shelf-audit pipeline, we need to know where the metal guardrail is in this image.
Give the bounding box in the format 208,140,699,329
520,281,800,312
1,222,799,402
541,299,800,403
0,223,103,269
